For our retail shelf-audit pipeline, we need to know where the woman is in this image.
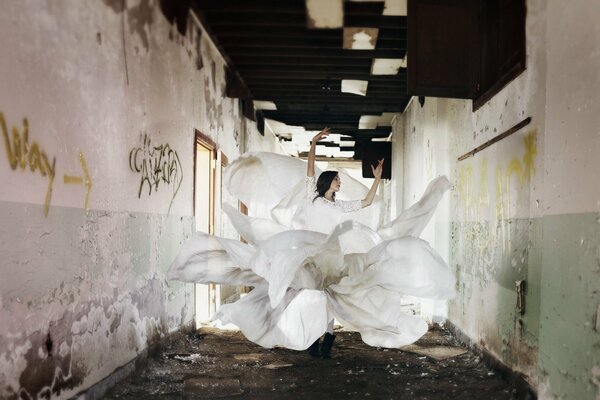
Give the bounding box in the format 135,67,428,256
305,127,383,357
168,128,455,359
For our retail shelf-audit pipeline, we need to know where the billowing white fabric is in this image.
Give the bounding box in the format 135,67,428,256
169,152,455,350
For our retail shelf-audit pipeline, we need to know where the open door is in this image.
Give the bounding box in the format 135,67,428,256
193,131,218,325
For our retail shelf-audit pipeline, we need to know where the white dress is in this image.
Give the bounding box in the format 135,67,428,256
168,152,455,350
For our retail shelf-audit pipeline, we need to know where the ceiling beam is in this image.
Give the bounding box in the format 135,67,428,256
204,16,405,29
225,47,405,59
247,78,406,86
268,97,409,105
229,56,373,67
240,71,407,81
217,37,405,49
251,91,408,99
273,104,404,113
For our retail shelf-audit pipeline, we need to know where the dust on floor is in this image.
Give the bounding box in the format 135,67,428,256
103,326,517,399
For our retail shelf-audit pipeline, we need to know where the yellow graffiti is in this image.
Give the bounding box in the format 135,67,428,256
1,112,56,217
522,131,537,179
457,163,473,214
458,129,538,255
63,152,92,209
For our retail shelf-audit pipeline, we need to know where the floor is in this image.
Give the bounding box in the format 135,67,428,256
102,326,518,399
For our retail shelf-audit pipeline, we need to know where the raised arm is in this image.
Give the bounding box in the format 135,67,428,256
361,158,384,208
307,127,330,177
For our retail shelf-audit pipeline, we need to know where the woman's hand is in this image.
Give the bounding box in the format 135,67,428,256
362,158,384,208
371,158,384,180
312,127,330,144
308,128,329,177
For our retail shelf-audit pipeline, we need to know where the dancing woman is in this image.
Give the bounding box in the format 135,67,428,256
168,132,455,358
305,127,384,358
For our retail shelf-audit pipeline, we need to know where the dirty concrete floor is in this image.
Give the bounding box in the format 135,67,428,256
103,327,517,399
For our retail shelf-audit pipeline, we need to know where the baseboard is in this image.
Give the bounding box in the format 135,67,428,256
444,321,537,400
74,320,195,400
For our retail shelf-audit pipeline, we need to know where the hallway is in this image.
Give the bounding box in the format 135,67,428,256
1,1,599,400
103,327,518,400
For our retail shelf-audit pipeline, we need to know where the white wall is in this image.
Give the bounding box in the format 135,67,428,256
393,1,600,399
392,0,547,386
0,1,280,398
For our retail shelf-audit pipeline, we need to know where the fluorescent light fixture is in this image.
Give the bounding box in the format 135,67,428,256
343,28,379,50
306,0,343,28
253,100,277,110
341,79,368,96
383,0,407,16
371,58,405,75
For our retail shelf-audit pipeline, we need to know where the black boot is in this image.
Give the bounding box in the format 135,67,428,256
307,338,320,357
320,333,335,359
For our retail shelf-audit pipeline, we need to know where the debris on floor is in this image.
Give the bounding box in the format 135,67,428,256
103,326,518,399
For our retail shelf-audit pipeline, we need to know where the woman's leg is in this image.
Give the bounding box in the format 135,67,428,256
321,319,336,358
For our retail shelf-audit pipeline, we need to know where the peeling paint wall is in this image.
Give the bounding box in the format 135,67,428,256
0,1,279,398
391,0,600,399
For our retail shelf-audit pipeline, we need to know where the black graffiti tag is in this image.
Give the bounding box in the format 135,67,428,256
129,134,183,214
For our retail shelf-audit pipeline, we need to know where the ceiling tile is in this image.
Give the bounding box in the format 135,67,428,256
343,27,379,50
341,80,369,96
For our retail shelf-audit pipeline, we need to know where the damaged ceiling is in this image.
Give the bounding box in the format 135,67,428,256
193,0,409,159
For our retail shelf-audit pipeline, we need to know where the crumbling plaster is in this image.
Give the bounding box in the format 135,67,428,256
390,0,600,399
0,0,280,398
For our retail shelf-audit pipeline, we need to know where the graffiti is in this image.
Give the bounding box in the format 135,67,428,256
64,152,92,210
1,112,56,217
456,129,538,277
129,134,183,213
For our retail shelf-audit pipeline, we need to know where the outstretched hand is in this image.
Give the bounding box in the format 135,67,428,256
371,158,384,179
312,127,330,144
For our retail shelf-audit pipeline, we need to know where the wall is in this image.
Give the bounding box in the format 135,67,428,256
0,1,279,398
392,0,600,398
538,1,600,399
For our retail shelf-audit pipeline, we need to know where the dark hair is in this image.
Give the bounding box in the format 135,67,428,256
313,170,338,202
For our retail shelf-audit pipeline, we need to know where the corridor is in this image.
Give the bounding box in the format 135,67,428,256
1,1,599,400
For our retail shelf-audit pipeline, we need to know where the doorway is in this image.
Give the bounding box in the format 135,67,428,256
193,130,218,325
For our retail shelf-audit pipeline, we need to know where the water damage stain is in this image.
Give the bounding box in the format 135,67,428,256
159,0,192,36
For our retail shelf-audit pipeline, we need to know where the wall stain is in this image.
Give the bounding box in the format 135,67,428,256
455,129,538,284
159,0,192,36
17,321,84,399
129,133,183,214
102,0,125,13
126,0,154,52
203,59,225,133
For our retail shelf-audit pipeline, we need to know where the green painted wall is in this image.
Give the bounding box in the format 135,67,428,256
538,212,600,399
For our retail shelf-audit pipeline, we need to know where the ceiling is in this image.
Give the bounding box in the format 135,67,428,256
193,0,410,159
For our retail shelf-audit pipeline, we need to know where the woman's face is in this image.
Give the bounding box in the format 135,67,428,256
329,175,341,192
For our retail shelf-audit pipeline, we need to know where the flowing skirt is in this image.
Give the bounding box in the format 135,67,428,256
168,152,455,350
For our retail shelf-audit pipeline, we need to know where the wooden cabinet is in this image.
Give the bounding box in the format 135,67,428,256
407,0,526,109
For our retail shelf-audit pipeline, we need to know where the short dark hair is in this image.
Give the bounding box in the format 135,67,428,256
313,171,338,202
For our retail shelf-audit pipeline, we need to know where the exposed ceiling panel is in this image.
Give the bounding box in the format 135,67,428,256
194,0,409,159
